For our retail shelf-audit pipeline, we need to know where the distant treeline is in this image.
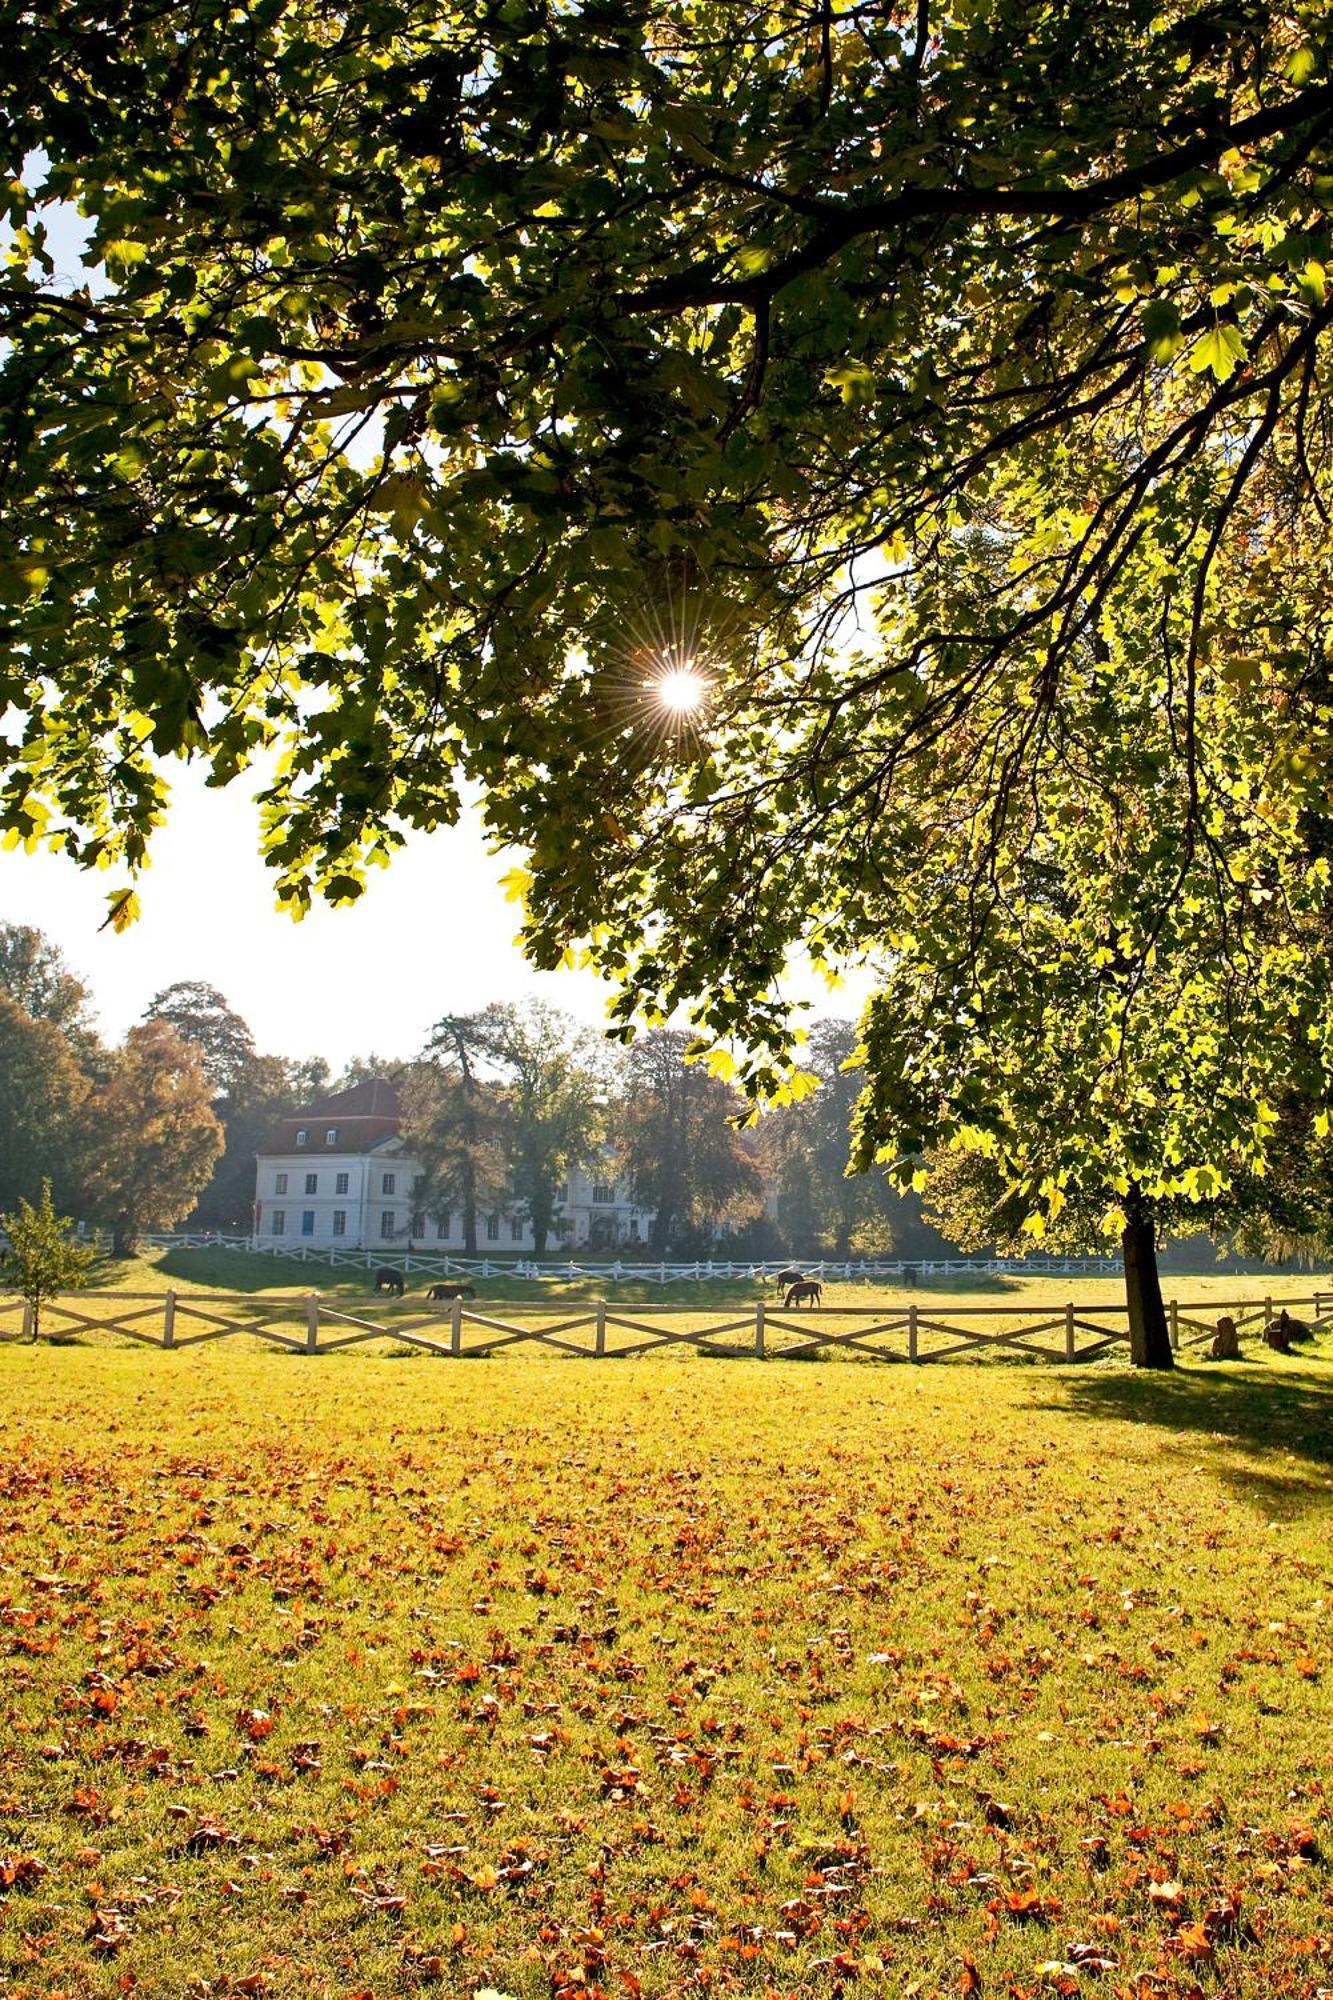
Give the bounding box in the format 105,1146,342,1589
0,925,953,1259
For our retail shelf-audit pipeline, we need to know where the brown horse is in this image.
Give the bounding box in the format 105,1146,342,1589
784,1279,822,1309
427,1282,477,1302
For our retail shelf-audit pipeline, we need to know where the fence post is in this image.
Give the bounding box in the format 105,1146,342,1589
1168,1299,1179,1353
163,1289,177,1350
908,1303,918,1362
305,1293,320,1354
595,1300,606,1356
20,1299,34,1343
755,1300,766,1358
450,1296,462,1356
1264,1294,1272,1332
1064,1301,1075,1362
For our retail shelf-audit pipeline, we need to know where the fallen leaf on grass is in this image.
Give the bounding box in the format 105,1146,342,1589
0,1855,45,1892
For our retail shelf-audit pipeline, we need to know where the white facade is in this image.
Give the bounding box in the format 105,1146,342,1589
253,1083,653,1253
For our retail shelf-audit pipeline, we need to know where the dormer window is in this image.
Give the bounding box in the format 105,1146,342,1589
325,1128,338,1145
296,1129,308,1147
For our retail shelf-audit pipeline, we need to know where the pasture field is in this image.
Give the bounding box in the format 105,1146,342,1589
0,1341,1330,2000
17,1243,1333,1334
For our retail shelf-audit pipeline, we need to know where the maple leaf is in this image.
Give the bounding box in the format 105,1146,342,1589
1166,1920,1215,1963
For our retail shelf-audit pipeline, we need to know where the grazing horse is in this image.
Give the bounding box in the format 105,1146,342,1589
374,1267,405,1297
427,1282,477,1302
775,1266,806,1293
784,1279,822,1309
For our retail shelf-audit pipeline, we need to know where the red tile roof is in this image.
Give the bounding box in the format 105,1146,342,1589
258,1078,403,1156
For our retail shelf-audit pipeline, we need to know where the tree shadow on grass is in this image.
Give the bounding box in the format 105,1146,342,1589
1041,1348,1333,1519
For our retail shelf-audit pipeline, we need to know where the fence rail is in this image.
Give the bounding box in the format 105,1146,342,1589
1,1288,1328,1364
138,1233,1125,1282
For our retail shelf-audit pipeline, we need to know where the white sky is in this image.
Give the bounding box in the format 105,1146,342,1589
0,771,626,1064
0,771,868,1067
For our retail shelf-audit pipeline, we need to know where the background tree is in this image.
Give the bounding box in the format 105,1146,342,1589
403,1021,510,1255
477,1001,605,1255
189,1052,303,1234
0,992,91,1213
0,924,99,1061
335,1055,408,1090
82,1020,224,1256
144,981,258,1098
613,1031,762,1254
763,1019,933,1259
283,1056,333,1100
0,1178,94,1341
143,982,305,1231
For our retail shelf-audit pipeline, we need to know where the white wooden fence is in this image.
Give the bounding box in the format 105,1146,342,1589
1,1289,1327,1364
139,1233,1124,1283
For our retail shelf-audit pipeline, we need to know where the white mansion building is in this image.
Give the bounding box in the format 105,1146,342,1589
253,1079,654,1253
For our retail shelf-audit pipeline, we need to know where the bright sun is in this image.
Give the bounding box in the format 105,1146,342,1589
650,662,709,715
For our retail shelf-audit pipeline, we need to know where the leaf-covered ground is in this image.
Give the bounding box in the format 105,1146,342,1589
0,1343,1329,2000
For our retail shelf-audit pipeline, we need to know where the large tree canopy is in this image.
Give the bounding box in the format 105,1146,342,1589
6,1,1333,1265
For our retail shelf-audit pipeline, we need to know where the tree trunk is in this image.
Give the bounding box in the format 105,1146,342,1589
649,1202,675,1256
462,1157,477,1256
111,1222,136,1258
1122,1194,1173,1370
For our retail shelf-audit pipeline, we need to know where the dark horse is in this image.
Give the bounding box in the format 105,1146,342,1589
775,1266,806,1293
374,1267,405,1297
427,1282,477,1302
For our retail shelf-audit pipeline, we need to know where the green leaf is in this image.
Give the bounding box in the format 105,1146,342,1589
1298,259,1327,308
1142,298,1184,364
825,361,876,406
1189,323,1244,381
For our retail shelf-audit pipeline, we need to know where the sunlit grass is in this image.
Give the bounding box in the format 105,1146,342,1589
0,1342,1328,1997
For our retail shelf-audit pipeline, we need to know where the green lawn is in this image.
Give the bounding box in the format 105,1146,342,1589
0,1341,1328,1999
2,1247,1329,1368
5,1246,1331,1367
11,1241,1333,1319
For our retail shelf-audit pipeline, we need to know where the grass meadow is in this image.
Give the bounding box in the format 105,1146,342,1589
22,1242,1333,1335
0,1309,1329,1999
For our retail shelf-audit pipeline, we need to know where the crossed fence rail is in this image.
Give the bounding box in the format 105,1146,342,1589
1,1288,1328,1363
